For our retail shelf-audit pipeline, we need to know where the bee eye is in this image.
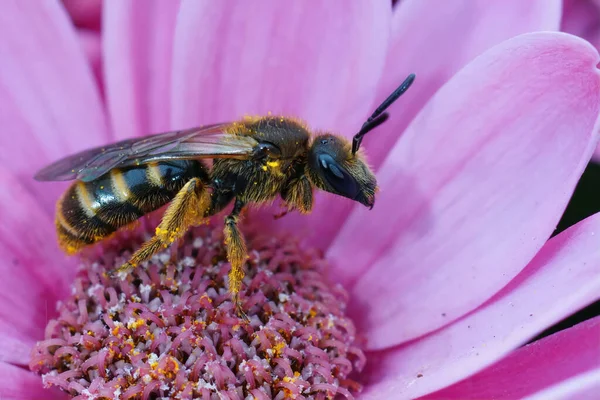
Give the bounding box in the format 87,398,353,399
317,154,359,199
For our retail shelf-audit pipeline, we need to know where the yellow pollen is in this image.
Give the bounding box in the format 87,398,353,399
167,356,179,372
126,318,145,330
199,294,212,303
283,372,301,383
272,341,285,357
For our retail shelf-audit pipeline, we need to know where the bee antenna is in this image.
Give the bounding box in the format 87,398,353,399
352,73,416,154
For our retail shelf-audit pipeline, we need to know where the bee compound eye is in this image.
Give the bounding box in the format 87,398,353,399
320,156,344,179
317,153,359,199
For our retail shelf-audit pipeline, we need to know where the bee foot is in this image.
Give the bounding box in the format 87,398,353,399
273,209,289,220
237,306,250,323
232,294,250,322
109,262,134,279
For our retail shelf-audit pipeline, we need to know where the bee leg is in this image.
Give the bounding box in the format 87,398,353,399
281,175,313,214
115,178,209,274
224,198,249,321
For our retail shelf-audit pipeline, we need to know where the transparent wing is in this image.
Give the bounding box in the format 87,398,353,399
34,124,258,182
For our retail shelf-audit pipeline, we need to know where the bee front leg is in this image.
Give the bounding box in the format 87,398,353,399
114,178,209,274
224,198,249,320
281,175,313,215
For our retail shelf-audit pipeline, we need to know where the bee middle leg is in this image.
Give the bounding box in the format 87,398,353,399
115,177,209,273
223,198,249,320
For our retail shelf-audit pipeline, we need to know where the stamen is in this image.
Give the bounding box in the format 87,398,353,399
30,225,365,399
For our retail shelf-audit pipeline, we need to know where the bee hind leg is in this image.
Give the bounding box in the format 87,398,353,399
114,177,209,275
224,198,249,321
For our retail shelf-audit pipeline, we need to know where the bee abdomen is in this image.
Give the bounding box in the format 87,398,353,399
55,160,207,253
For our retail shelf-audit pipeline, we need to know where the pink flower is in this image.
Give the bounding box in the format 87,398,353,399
1,1,600,398
562,0,600,53
562,0,600,161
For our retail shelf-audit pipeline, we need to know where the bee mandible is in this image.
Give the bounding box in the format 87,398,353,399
35,74,416,317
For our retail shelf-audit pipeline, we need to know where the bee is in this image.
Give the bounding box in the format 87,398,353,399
35,74,415,317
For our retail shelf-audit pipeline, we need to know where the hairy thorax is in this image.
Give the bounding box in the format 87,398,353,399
211,157,293,204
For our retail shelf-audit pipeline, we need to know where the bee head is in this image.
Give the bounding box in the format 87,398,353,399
307,73,416,209
308,135,377,208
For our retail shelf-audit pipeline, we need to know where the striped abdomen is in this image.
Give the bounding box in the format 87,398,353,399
56,160,207,253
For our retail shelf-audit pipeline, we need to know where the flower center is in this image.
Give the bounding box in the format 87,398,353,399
30,224,365,399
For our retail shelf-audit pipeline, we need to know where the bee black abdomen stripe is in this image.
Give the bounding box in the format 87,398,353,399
56,220,95,246
96,202,144,228
91,169,143,227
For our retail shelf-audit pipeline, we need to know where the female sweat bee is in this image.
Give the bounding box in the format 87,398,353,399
35,74,416,317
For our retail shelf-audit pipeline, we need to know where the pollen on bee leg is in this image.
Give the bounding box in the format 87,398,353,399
224,216,248,317
155,226,177,244
30,224,366,399
117,178,210,273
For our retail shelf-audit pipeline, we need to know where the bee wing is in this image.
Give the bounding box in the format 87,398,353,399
34,124,259,182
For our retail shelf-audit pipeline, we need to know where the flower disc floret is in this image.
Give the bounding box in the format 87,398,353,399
31,225,365,399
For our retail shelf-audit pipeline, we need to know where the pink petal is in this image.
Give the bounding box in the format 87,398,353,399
561,0,600,161
78,29,103,98
0,331,35,367
332,32,600,348
103,0,181,139
171,1,391,246
171,1,390,132
360,210,600,399
0,168,76,365
0,0,108,214
422,316,600,399
526,370,600,400
0,362,65,400
367,0,563,169
62,0,102,31
562,0,600,46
